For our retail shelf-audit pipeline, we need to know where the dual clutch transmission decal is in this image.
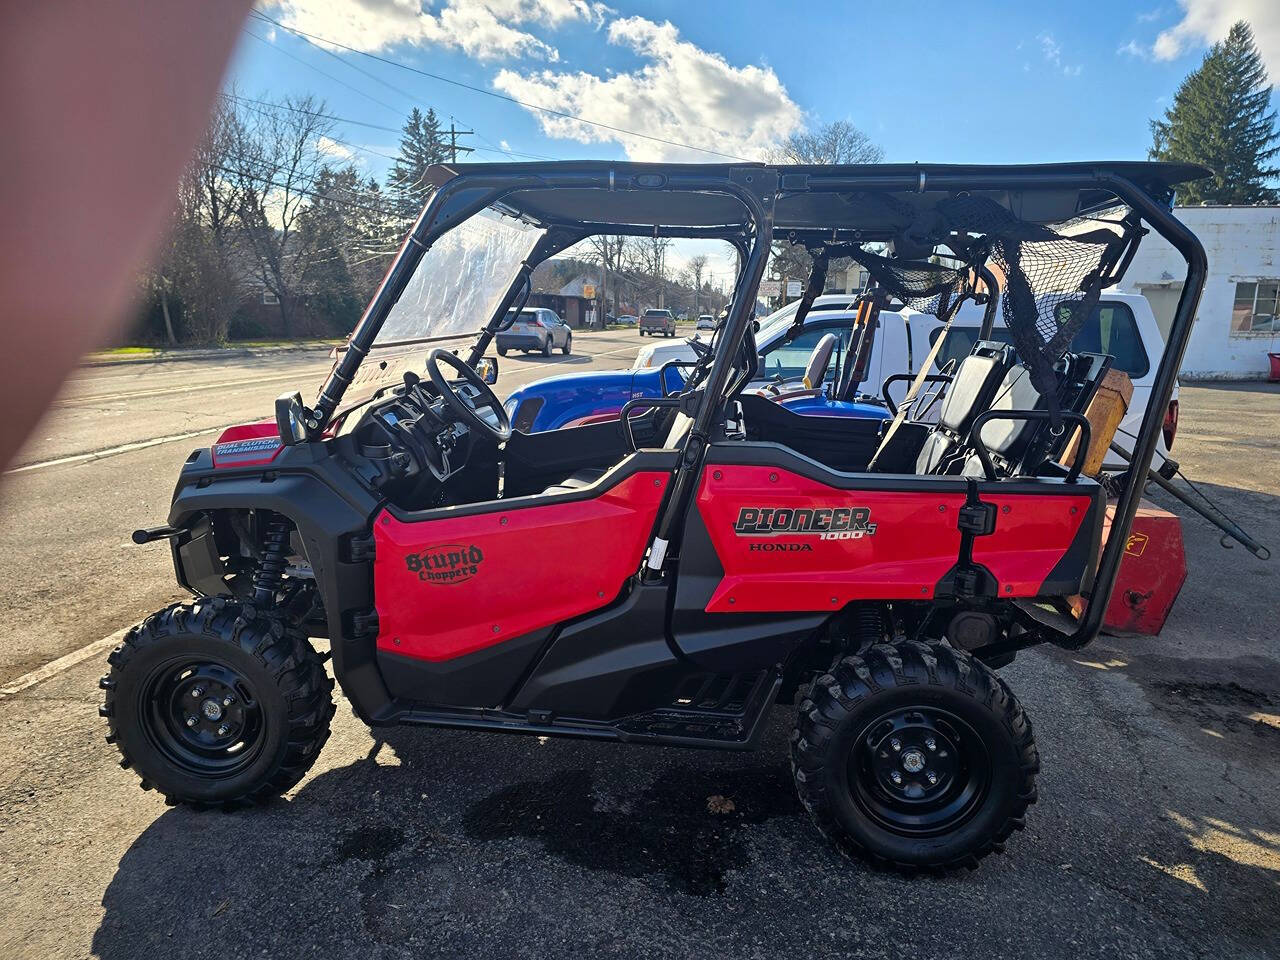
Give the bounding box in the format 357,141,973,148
405,543,485,585
733,506,877,546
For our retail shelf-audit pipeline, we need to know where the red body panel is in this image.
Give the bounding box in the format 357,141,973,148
374,472,669,661
212,421,282,468
696,466,1092,614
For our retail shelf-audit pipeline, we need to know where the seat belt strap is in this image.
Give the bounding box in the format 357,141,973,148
867,308,956,470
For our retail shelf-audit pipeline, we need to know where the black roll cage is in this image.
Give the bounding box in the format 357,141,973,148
306,160,1207,653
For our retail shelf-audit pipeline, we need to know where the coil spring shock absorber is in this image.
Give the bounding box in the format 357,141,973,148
851,603,886,651
252,513,291,608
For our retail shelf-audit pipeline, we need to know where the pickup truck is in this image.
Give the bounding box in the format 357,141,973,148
638,308,676,337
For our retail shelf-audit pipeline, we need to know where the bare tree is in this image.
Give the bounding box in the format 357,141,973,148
144,97,247,343
585,234,629,328
639,236,672,309
235,94,335,336
686,254,708,314
769,121,883,303
776,119,883,165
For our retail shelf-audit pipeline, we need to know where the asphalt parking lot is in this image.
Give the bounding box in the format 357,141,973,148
0,341,1276,960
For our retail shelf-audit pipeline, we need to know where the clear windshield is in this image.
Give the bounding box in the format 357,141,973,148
377,206,545,347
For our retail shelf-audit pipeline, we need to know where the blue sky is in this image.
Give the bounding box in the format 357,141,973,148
226,1,1278,282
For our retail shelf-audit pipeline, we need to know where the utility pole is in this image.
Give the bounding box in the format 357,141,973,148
446,119,474,164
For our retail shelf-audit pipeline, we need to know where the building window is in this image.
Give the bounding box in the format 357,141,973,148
1232,281,1278,335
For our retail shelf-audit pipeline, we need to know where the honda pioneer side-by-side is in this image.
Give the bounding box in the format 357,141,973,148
105,160,1207,871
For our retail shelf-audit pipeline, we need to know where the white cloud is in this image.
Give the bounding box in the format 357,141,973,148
1038,32,1083,76
317,135,356,162
265,0,610,61
1118,38,1153,59
1138,7,1164,23
1153,0,1280,76
492,17,804,161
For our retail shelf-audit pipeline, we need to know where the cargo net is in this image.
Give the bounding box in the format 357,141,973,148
937,195,1127,422
844,248,975,319
850,194,1128,423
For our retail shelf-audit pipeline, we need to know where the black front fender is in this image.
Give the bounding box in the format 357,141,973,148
167,444,391,721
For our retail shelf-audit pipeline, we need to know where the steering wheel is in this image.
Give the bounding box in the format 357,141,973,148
425,348,512,442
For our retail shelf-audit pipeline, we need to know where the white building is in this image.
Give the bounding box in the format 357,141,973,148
1118,205,1280,379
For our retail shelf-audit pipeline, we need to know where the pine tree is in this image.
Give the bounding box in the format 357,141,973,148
1150,21,1280,204
388,107,445,224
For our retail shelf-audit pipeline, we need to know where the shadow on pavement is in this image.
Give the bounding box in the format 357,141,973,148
91,688,1280,960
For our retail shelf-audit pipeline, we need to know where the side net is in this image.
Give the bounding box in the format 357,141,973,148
840,195,1129,423
936,195,1128,422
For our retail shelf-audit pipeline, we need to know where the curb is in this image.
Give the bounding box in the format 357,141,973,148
83,342,338,368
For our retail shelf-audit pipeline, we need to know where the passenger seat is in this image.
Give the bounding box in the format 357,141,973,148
913,342,1013,474
957,351,1110,479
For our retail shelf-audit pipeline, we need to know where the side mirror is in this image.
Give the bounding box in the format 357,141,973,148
752,319,761,333
475,356,499,384
275,391,308,445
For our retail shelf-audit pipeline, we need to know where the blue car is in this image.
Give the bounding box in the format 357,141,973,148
503,365,687,433
504,297,867,434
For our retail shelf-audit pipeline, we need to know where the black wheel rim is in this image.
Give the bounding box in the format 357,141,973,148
139,657,267,778
849,706,991,837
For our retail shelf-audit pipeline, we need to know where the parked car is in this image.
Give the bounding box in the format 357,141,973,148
696,314,716,330
634,294,862,370
614,314,637,326
495,307,572,357
638,308,676,337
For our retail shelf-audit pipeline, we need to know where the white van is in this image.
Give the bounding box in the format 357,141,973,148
635,292,1178,468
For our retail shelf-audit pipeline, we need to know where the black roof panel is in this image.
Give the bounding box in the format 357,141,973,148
425,160,1211,236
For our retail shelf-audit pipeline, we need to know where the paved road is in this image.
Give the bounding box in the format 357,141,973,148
0,332,644,682
0,344,1276,959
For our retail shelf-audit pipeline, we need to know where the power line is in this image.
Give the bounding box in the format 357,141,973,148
242,28,402,116
222,94,401,165
243,26,559,163
250,10,752,163
212,162,398,219
223,91,400,134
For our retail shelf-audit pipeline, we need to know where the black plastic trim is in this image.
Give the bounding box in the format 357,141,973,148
385,448,679,522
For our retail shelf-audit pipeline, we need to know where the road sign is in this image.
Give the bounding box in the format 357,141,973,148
758,280,781,297
583,284,596,299
786,280,802,297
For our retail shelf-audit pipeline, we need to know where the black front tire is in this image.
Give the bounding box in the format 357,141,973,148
791,640,1038,872
562,334,571,355
497,346,507,356
100,599,335,808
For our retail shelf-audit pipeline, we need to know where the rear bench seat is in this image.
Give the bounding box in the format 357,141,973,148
957,352,1110,479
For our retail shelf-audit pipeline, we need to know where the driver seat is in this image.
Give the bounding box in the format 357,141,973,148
746,332,839,402
541,408,693,495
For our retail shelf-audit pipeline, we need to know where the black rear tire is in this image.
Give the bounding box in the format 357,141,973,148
542,337,552,357
791,640,1038,872
497,346,507,356
100,598,334,808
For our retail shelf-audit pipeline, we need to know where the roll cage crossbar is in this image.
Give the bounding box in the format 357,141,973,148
308,159,1208,653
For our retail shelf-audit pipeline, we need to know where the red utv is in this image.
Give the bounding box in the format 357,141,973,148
105,160,1207,871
